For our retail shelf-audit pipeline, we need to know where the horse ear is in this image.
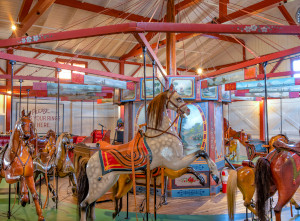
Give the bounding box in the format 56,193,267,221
22,109,25,117
28,111,31,117
169,84,174,92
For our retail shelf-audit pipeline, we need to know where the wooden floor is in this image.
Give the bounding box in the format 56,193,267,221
45,177,300,216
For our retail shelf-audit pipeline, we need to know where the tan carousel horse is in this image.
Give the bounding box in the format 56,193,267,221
33,131,77,204
77,85,220,221
227,134,300,221
226,139,241,161
112,166,206,218
0,110,44,221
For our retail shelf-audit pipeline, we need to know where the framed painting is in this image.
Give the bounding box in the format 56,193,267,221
201,85,218,100
169,77,195,99
120,83,136,102
140,78,163,100
221,84,231,102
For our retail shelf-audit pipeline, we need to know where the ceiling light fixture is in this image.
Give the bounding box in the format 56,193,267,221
197,68,203,75
11,24,17,31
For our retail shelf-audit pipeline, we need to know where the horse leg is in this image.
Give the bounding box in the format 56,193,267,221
274,190,296,221
112,197,119,219
20,176,29,207
186,167,205,186
48,182,57,202
69,172,77,195
290,198,300,210
80,173,119,221
25,176,44,221
88,201,96,221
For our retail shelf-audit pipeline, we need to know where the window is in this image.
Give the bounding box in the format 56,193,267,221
56,59,87,80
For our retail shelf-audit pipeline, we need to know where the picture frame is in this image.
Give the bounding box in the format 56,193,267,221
169,77,196,99
221,84,231,102
140,78,163,100
201,84,218,100
120,83,136,102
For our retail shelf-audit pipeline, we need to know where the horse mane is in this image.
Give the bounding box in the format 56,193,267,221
147,91,168,129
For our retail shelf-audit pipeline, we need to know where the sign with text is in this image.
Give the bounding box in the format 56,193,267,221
16,102,64,135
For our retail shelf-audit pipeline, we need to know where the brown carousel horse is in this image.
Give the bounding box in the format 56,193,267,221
256,139,300,221
227,134,300,221
112,166,205,218
33,131,77,204
0,110,44,221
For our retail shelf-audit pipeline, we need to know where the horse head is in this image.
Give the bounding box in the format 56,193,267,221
19,110,33,140
166,84,190,117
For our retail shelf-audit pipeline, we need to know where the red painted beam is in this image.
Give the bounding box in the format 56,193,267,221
202,45,300,79
18,0,34,23
119,61,124,75
99,60,111,72
54,0,157,22
131,65,142,77
256,71,294,79
1,23,300,48
0,74,57,82
0,51,139,82
269,57,283,73
14,52,41,75
134,33,167,85
15,46,195,73
278,4,300,39
217,0,286,23
175,0,203,14
14,0,56,37
219,0,229,18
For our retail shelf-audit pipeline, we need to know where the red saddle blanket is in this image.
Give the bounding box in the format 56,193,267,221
98,132,152,175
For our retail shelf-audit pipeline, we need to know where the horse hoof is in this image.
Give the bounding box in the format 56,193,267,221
38,216,45,221
295,206,300,210
21,201,27,207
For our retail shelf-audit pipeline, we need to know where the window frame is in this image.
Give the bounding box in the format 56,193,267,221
55,58,88,80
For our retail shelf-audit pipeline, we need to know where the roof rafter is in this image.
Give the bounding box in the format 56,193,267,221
54,0,157,22
14,0,56,37
278,4,300,39
121,0,286,61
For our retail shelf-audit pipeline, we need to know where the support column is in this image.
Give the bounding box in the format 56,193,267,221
5,49,13,132
259,101,265,141
166,0,176,75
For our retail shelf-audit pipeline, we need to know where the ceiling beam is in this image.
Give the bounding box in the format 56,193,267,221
175,0,203,14
14,0,56,37
1,23,299,48
121,0,285,61
14,52,41,75
18,0,34,23
278,4,300,39
14,46,195,73
0,51,139,82
202,45,300,79
54,0,157,22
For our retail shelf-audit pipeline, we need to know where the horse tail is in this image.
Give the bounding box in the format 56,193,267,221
77,158,89,210
227,170,237,221
255,157,272,221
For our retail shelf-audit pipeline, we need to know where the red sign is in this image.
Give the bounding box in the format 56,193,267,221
225,83,236,91
201,80,208,89
244,67,257,80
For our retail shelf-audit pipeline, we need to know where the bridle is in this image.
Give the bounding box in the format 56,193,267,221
145,91,188,139
4,119,32,174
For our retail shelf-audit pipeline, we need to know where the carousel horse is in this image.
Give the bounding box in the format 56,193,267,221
77,85,220,221
226,139,241,161
0,110,44,221
256,139,300,221
33,132,77,203
227,162,300,221
227,134,298,221
112,166,206,218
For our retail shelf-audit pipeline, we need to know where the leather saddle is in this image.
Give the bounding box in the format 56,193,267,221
273,140,300,155
242,160,255,168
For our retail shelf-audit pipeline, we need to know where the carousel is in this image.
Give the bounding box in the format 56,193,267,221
0,0,299,221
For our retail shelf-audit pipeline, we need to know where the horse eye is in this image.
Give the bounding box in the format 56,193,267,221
177,98,183,102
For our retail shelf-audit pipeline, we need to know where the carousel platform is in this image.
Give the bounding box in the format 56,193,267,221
0,177,299,221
